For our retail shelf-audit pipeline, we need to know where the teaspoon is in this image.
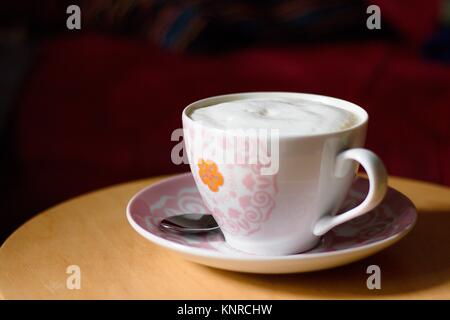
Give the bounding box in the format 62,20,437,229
160,214,219,234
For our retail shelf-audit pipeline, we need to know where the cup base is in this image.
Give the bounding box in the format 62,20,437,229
224,236,321,256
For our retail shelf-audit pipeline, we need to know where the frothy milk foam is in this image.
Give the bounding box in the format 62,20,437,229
189,98,358,135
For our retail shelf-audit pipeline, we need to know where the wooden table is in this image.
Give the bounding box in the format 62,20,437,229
1,175,449,299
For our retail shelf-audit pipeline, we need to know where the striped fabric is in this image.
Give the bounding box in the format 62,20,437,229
85,0,375,51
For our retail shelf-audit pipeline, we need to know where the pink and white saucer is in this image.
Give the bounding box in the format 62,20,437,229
126,173,416,274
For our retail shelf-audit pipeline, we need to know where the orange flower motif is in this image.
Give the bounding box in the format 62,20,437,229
197,159,224,192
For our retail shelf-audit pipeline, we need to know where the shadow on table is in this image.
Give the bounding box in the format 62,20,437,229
203,210,450,298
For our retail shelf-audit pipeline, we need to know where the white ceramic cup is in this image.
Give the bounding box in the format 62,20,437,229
182,92,387,255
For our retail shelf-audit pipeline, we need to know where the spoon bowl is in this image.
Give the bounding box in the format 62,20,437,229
160,214,219,234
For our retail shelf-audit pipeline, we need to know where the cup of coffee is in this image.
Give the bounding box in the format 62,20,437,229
182,92,387,255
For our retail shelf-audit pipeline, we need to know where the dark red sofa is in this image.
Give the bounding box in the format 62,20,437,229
14,33,450,199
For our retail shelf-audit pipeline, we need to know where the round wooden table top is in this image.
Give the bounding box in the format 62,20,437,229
1,175,450,299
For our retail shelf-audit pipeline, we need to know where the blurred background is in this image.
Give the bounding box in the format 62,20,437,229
0,0,449,242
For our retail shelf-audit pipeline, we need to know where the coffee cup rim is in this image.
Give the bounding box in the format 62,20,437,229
182,92,368,138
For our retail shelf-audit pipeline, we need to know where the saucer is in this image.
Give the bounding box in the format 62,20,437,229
126,173,416,274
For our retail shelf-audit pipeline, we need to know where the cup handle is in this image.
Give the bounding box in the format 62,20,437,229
313,148,388,236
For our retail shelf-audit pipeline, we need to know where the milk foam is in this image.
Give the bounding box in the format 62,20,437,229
189,98,357,135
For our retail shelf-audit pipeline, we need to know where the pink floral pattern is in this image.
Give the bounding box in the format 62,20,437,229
128,173,417,255
205,165,278,236
184,120,279,236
